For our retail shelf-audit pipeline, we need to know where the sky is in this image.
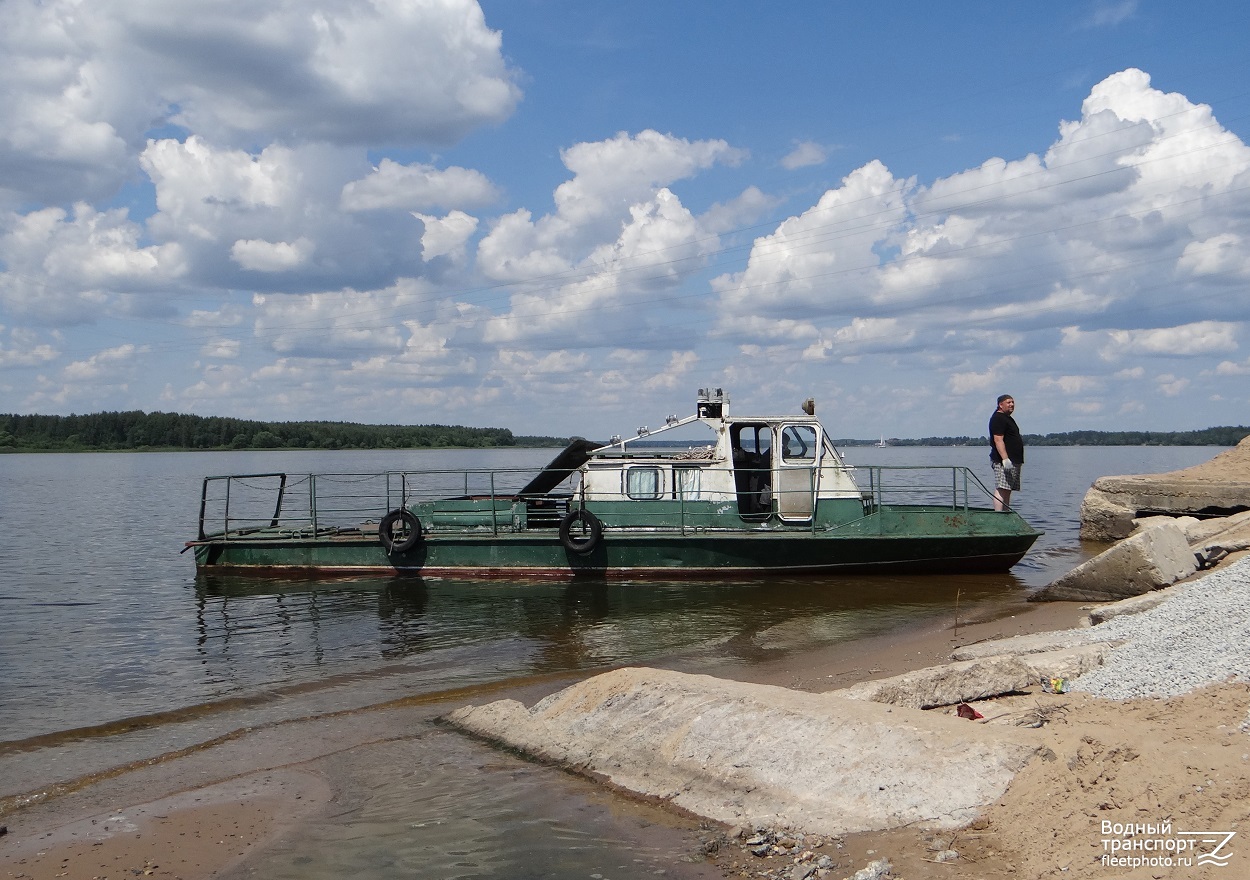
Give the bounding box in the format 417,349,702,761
2,0,1250,441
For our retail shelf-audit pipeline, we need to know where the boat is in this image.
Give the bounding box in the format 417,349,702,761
876,434,888,448
186,389,1041,577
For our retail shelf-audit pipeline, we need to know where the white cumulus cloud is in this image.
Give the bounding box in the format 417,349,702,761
341,160,500,212
781,141,828,170
0,0,521,205
231,238,315,272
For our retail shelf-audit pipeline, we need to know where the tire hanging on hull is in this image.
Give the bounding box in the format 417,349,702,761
379,509,422,554
559,508,602,555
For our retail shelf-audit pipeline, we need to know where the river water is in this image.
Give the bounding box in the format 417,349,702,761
0,444,1223,876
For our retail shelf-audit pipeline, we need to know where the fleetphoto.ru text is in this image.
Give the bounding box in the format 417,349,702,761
1100,821,1235,870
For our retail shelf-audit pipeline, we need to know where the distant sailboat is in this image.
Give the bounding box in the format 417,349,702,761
876,434,887,448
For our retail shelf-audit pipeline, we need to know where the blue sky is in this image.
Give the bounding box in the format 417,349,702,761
2,0,1249,440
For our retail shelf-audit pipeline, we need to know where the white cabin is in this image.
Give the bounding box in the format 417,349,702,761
578,389,863,522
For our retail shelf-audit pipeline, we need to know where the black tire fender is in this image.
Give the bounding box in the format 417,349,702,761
559,508,602,555
379,509,422,554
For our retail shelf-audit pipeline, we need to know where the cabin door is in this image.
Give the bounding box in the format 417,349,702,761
776,424,819,521
729,422,773,518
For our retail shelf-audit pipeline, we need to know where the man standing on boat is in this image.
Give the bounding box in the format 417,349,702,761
989,394,1023,511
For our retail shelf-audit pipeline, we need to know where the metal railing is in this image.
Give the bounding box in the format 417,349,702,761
854,464,997,512
196,467,555,540
196,464,1000,540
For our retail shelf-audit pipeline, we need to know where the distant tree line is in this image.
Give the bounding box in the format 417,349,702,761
0,410,571,451
1026,427,1250,446
3,410,1246,452
879,426,1250,448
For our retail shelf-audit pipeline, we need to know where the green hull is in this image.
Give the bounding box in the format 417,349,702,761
191,506,1041,578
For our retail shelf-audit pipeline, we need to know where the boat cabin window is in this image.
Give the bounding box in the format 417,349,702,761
624,466,662,500
781,425,817,462
674,466,704,500
731,423,771,460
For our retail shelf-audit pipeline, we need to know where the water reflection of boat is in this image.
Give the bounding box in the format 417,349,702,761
186,389,1040,578
190,571,1028,676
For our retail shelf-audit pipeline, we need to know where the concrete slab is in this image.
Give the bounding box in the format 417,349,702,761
1083,589,1176,625
838,644,1112,709
445,667,1040,837
1030,521,1196,602
1079,437,1250,542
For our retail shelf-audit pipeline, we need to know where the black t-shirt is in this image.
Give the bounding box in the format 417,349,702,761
989,411,1024,464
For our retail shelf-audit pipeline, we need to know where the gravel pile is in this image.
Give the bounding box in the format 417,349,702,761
1071,556,1250,699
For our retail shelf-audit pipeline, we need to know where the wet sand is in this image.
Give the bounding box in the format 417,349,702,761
0,591,1085,880
0,770,330,880
0,667,732,880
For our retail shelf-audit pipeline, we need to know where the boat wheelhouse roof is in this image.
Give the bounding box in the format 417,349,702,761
591,389,830,454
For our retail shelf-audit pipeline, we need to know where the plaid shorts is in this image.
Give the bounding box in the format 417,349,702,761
993,461,1022,491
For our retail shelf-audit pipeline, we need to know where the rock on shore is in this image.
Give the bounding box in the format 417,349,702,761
1035,438,1250,602
1029,519,1197,601
1079,435,1250,541
1035,507,1250,603
446,667,1039,836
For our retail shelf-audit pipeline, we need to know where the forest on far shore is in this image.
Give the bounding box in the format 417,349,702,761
0,410,571,452
1,410,1247,452
876,426,1250,448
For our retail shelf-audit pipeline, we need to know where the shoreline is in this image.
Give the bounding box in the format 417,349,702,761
0,588,1100,880
6,555,1248,880
651,555,1250,878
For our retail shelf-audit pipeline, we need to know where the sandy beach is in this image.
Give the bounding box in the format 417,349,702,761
707,591,1250,879
0,771,330,880
4,559,1247,880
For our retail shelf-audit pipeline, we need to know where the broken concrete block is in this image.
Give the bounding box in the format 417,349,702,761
1080,485,1137,543
1031,521,1197,603
1083,589,1175,625
1078,437,1250,542
839,655,1039,709
838,644,1111,709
